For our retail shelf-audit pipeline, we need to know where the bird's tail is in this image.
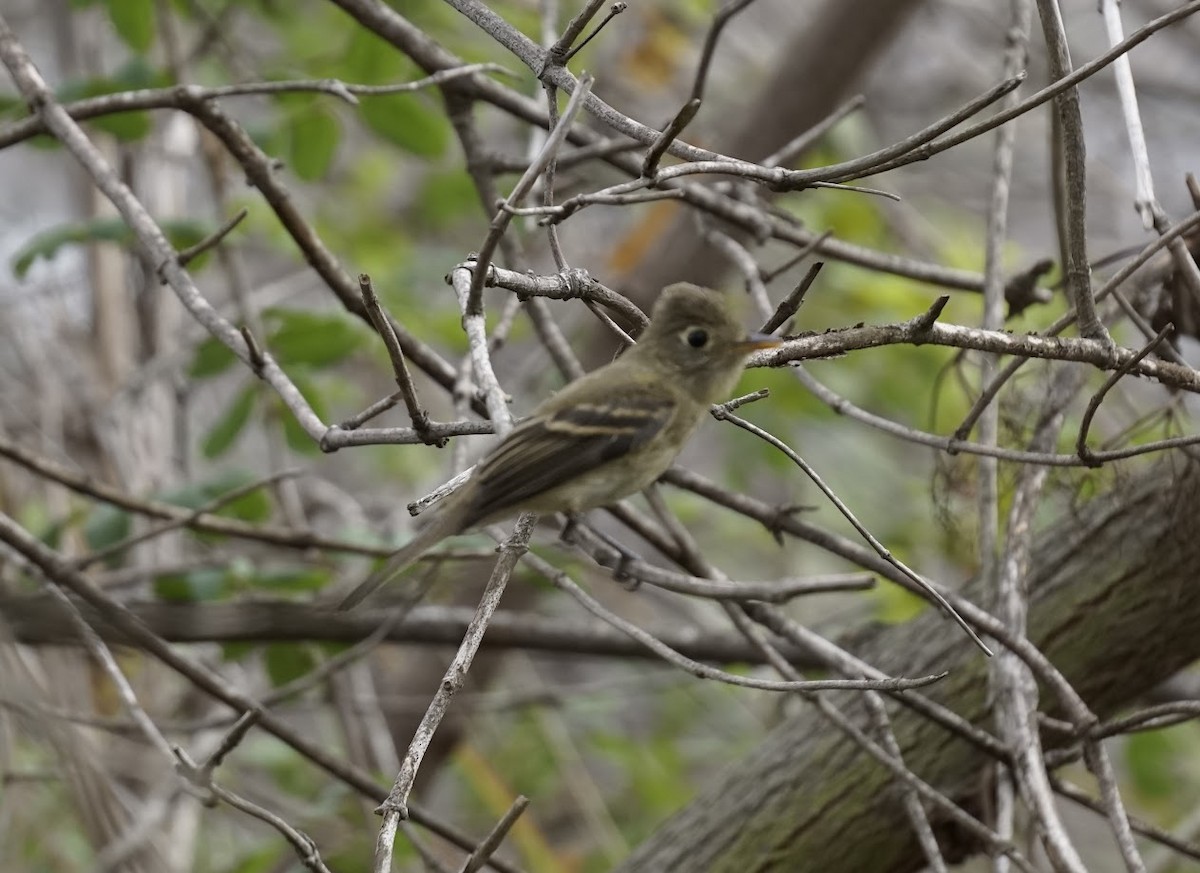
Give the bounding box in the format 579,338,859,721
335,508,462,610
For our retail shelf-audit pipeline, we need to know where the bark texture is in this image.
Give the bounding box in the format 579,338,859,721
616,458,1200,872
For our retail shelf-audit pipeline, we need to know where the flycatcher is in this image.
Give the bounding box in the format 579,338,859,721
338,282,778,609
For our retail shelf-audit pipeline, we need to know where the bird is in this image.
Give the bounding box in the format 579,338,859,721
336,282,779,610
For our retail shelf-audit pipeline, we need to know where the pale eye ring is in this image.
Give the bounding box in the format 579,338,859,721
685,327,709,348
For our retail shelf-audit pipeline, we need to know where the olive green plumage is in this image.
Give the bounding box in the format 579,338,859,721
338,283,772,609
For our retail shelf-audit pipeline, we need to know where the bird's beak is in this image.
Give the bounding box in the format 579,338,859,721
737,332,783,351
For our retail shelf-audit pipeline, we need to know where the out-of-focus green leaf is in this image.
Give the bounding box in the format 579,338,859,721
221,641,256,662
589,730,692,836
154,568,229,602
38,516,69,551
340,23,416,84
158,470,274,524
264,308,362,368
23,503,85,552
12,218,129,277
263,643,317,687
0,92,57,144
247,567,331,593
107,0,156,52
202,383,258,458
55,58,171,141
225,845,284,873
0,94,24,118
873,582,928,625
1126,731,1180,800
287,105,340,180
361,94,449,157
414,169,478,230
83,504,131,553
188,336,239,378
11,217,212,278
218,486,272,523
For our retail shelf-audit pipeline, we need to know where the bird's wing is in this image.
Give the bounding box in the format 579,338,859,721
463,388,675,526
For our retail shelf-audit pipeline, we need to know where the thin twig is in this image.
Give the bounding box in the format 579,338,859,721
459,795,530,873
1075,324,1171,465
761,262,823,334
463,72,594,322
372,514,538,870
72,469,300,570
710,406,991,655
358,273,442,444
176,206,247,267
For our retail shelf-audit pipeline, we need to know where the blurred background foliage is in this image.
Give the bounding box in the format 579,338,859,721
2,0,1198,870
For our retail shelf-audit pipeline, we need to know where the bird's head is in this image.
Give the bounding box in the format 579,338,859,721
636,282,779,402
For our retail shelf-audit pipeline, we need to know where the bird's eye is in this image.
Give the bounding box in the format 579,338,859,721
685,328,709,348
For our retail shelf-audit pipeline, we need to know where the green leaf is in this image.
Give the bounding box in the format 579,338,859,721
188,336,239,378
873,582,929,625
287,106,340,181
1126,731,1180,800
415,169,478,230
154,568,229,602
83,504,131,552
11,217,212,279
264,308,362,368
226,845,285,873
248,567,332,593
56,58,171,141
202,383,258,458
221,641,256,662
263,643,317,687
12,218,128,277
219,487,272,524
0,94,24,118
107,0,156,53
360,94,449,158
340,23,418,85
158,470,273,524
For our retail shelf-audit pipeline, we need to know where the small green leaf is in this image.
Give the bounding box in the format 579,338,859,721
11,217,212,279
415,170,478,230
37,514,77,551
265,308,362,368
263,643,317,687
154,568,229,602
288,106,340,181
873,583,928,625
225,845,285,873
107,0,156,52
12,218,128,277
248,567,331,593
83,504,131,552
1126,731,1180,800
0,94,25,118
54,59,170,142
92,107,152,141
221,641,256,662
188,336,239,378
219,487,272,523
202,384,258,458
158,470,274,524
361,94,449,158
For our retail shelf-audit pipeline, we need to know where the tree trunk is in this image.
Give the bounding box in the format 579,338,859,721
617,458,1200,872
